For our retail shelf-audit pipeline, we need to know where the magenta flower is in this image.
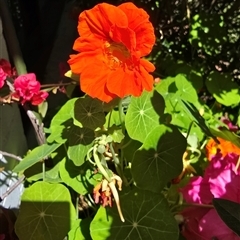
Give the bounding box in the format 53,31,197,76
180,154,240,240
12,73,48,105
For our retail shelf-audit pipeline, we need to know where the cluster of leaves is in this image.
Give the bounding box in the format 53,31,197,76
4,0,240,239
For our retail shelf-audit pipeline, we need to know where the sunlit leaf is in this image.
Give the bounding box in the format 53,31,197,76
132,125,186,193
206,71,240,106
13,143,62,172
15,182,76,240
47,98,77,143
125,90,165,143
59,159,101,195
90,188,179,240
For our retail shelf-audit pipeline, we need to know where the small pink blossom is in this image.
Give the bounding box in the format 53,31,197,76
13,73,48,105
180,154,240,240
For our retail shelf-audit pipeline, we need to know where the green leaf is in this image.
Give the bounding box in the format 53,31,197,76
68,218,92,240
180,100,219,142
125,90,165,143
210,128,240,148
213,198,240,236
175,74,199,103
74,96,105,130
13,143,62,172
38,101,48,119
90,188,179,240
15,182,76,240
132,125,187,193
105,109,123,128
59,159,101,195
24,161,62,182
108,125,125,143
206,72,240,106
67,125,95,166
47,98,77,143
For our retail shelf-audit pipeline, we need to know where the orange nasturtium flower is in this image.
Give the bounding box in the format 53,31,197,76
68,2,156,102
206,137,240,160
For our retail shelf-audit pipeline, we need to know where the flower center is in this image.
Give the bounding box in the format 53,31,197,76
103,42,131,70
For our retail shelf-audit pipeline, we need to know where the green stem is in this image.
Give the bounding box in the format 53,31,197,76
118,99,125,134
0,0,27,75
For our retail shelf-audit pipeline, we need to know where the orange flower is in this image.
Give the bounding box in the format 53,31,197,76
206,137,240,160
68,2,155,102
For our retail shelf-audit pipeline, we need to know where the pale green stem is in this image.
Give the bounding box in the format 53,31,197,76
93,145,111,182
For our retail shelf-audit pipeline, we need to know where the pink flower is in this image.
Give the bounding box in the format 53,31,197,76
0,68,7,88
13,73,48,105
180,155,240,240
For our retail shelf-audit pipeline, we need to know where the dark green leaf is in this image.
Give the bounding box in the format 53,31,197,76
74,96,105,130
132,125,186,193
213,198,240,236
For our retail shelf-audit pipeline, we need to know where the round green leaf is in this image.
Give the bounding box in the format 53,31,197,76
132,125,187,193
67,125,95,166
59,159,101,195
74,96,105,130
206,71,240,106
15,182,76,240
175,74,199,103
90,189,179,240
125,90,165,143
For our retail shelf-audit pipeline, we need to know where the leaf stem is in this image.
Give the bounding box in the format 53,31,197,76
118,99,125,134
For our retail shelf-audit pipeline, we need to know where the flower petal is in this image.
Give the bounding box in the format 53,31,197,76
109,26,136,51
107,67,142,98
79,55,116,102
78,3,128,39
118,2,155,56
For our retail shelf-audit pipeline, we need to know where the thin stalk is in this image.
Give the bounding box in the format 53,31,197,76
118,99,125,134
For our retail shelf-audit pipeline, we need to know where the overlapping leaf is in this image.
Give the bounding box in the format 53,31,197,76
90,188,179,240
125,90,165,143
67,125,95,166
15,182,76,240
132,125,187,193
74,96,105,130
13,143,62,172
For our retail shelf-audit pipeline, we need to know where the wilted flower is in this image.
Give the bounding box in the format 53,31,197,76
93,174,124,222
12,73,48,105
179,148,240,239
68,2,155,102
